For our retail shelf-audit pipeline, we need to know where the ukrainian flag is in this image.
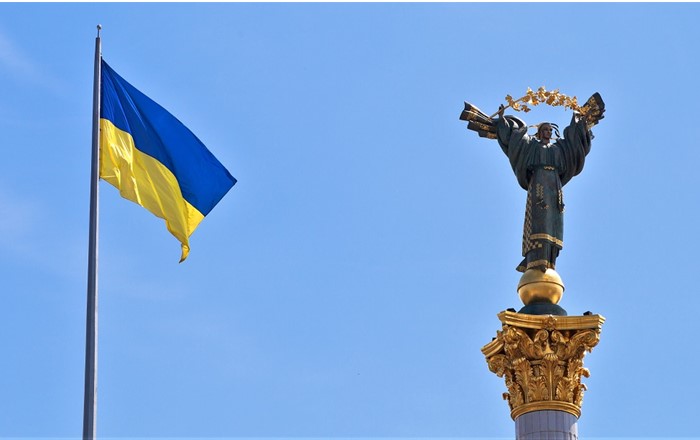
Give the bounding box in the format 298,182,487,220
100,60,236,261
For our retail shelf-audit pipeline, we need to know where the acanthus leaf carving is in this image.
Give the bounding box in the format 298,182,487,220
483,317,602,419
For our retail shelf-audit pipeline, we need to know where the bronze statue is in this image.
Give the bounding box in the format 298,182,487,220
460,91,605,274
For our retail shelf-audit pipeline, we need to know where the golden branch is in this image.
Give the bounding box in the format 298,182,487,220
490,87,587,118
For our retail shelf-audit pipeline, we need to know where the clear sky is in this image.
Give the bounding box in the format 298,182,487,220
1,2,699,439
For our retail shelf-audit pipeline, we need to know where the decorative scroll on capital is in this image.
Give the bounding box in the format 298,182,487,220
481,311,604,420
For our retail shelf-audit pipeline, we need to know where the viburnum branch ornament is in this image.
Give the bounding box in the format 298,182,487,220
490,86,585,118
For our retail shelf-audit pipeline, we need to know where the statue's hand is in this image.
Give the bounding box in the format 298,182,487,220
497,104,505,118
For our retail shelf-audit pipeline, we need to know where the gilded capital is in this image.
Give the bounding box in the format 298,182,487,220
481,311,604,420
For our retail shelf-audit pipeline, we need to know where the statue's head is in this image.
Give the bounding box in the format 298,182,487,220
534,122,560,143
536,123,552,142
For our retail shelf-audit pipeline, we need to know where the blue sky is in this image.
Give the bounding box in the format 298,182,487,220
1,2,700,439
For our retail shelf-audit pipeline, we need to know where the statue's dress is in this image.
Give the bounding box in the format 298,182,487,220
496,113,592,272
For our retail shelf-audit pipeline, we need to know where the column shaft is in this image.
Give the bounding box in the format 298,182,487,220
515,410,578,440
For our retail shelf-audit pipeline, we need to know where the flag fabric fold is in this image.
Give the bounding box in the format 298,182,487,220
99,59,236,261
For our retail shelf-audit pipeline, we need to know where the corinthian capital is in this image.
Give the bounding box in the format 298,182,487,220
482,311,604,419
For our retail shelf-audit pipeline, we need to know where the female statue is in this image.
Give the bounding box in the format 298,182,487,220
460,93,604,273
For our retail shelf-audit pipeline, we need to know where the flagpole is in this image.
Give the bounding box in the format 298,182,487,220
84,24,102,440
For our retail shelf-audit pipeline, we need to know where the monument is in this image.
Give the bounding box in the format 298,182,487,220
460,88,606,439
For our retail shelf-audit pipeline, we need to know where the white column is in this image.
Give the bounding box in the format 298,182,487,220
515,410,578,440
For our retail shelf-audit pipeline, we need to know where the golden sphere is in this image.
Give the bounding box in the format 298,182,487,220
517,269,565,305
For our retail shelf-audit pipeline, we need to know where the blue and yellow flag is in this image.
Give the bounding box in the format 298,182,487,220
100,59,236,261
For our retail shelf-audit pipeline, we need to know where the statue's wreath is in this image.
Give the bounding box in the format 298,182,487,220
459,88,605,140
491,87,585,118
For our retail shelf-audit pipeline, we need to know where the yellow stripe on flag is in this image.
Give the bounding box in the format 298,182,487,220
99,118,205,261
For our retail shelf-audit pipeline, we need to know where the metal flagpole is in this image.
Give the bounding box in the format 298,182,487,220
83,24,102,440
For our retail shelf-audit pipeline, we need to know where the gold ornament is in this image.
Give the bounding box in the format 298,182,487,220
517,268,565,306
482,311,604,420
494,87,587,117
